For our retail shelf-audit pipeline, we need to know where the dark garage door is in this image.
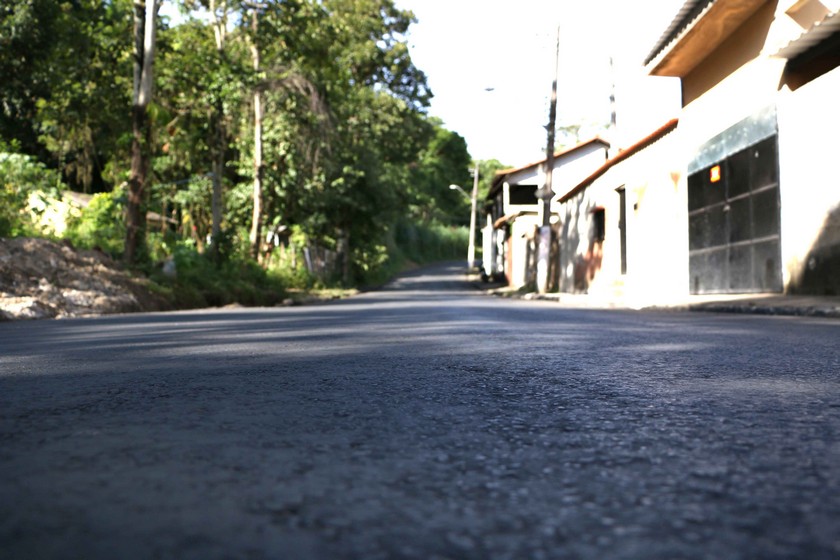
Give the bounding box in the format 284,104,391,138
688,135,782,294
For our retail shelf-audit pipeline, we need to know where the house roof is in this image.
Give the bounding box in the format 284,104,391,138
488,137,611,198
559,119,679,204
495,137,611,177
644,0,768,76
775,10,840,59
644,0,714,66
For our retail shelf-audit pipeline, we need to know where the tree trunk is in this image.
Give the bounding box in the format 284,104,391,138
211,109,224,255
208,0,228,260
249,10,264,262
124,0,157,264
125,106,149,263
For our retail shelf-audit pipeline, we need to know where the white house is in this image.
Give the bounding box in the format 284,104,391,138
482,138,610,288
646,0,840,295
555,119,685,307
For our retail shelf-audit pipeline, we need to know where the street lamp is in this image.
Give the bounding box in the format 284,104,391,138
449,162,480,270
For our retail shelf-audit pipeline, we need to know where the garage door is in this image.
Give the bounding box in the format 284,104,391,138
688,135,782,294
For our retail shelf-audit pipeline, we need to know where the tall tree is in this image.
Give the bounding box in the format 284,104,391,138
247,6,264,260
125,0,160,263
206,0,232,255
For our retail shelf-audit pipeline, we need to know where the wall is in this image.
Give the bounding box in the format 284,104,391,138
778,64,840,294
678,1,840,294
508,214,540,289
549,147,610,214
556,132,687,304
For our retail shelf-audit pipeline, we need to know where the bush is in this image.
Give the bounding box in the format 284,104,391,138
0,153,62,237
64,190,126,256
153,242,287,309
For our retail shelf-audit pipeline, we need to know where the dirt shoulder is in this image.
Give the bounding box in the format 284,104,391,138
0,237,172,321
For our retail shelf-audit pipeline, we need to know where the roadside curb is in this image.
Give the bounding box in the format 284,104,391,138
466,273,840,319
685,301,840,319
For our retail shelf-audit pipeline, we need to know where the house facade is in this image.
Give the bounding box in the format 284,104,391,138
482,138,610,288
645,0,840,295
554,120,686,307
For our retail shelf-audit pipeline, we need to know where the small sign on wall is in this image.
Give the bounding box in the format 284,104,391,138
710,164,722,183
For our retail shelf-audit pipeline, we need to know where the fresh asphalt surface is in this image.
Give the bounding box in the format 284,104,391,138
1,262,839,559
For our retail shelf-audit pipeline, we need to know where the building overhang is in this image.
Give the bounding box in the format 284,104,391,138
645,0,769,77
775,10,840,60
493,211,537,230
560,119,679,204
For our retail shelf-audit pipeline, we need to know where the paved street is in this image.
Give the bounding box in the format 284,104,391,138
2,262,840,559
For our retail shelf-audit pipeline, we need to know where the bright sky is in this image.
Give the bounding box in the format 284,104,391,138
395,0,687,166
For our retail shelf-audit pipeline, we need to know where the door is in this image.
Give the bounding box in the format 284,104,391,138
688,135,782,294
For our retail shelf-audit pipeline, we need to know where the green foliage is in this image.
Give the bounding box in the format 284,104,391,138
0,152,62,237
0,0,134,191
408,122,472,224
1,0,482,301
156,242,287,309
476,158,509,200
392,222,470,266
64,191,126,256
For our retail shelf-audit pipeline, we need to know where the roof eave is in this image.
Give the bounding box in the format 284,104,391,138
493,137,611,178
645,0,768,77
559,118,679,204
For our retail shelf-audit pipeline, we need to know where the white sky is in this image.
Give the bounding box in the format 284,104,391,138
395,0,687,166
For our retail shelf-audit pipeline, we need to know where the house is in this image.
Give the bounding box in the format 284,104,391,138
645,0,840,295
555,119,684,307
482,138,610,288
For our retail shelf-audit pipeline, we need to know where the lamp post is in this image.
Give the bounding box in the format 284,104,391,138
449,162,480,270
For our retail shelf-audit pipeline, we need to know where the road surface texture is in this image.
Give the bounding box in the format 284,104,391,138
2,263,840,559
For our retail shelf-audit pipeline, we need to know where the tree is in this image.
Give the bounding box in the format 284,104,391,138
1,0,133,191
409,122,472,225
0,0,63,158
241,1,327,261
125,0,160,263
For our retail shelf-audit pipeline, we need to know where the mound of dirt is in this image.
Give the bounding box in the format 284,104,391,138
0,238,172,321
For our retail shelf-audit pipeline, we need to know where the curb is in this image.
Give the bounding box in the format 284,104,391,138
467,274,840,319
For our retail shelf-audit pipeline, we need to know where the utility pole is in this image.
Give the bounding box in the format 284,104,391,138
536,26,560,294
468,162,479,270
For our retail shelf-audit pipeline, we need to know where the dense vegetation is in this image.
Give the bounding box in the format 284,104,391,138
1,0,505,305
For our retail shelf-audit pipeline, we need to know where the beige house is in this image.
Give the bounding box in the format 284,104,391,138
646,0,840,295
482,138,609,288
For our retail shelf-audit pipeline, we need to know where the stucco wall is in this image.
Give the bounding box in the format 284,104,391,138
557,133,687,304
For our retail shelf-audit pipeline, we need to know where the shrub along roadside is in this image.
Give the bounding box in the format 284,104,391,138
147,243,288,310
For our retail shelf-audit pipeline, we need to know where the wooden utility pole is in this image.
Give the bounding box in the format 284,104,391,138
468,162,479,270
536,26,560,294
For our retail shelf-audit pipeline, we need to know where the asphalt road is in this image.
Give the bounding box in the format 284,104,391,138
2,262,840,559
